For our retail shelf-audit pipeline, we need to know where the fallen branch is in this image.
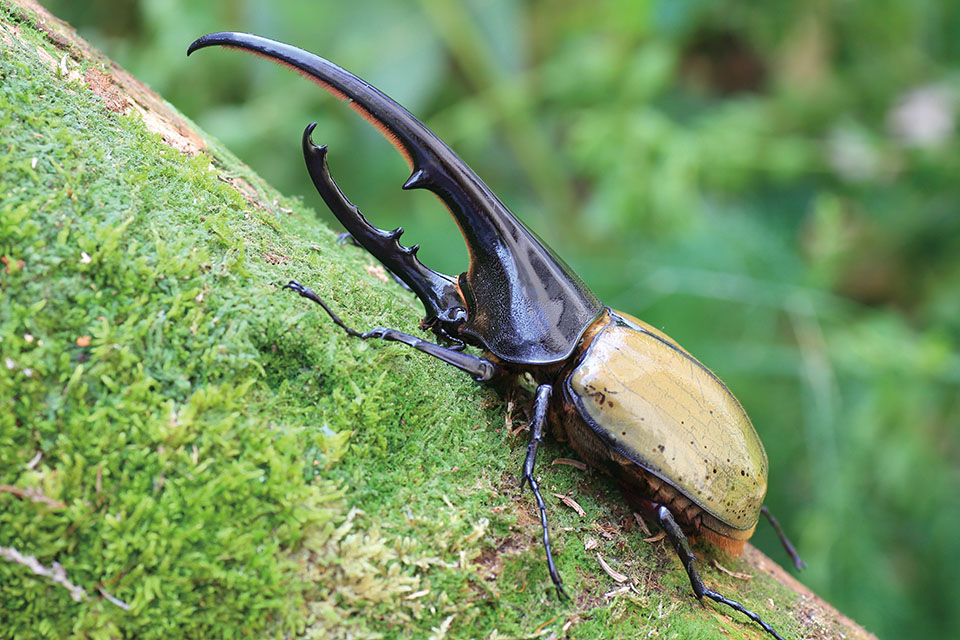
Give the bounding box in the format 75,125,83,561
0,484,66,508
0,546,86,602
0,545,130,610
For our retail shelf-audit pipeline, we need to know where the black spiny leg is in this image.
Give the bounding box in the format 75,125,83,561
761,505,806,571
655,505,786,640
519,384,568,599
285,281,494,381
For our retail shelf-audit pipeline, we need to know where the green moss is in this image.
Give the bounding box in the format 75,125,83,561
1,5,803,639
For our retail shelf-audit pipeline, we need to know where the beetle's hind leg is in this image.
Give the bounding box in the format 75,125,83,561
519,384,569,599
285,281,493,381
761,505,806,571
655,505,786,640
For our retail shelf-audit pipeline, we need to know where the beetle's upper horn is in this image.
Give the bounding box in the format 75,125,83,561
188,32,602,364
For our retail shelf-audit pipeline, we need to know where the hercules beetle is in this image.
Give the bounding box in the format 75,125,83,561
189,32,806,640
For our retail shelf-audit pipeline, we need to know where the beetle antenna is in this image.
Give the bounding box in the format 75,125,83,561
761,505,806,571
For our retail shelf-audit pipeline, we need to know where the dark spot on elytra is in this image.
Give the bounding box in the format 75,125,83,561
658,445,665,453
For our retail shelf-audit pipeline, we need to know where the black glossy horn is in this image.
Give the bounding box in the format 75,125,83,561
188,32,602,363
301,123,466,330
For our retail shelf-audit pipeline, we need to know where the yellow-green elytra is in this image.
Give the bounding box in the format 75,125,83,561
558,310,768,550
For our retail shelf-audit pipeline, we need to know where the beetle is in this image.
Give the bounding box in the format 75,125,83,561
188,32,806,640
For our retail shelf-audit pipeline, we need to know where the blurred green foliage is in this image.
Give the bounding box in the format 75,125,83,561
40,0,960,637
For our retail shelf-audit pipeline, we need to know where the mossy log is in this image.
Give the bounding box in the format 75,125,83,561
0,1,876,638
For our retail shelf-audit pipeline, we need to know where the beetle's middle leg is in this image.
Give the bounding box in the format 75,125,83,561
655,505,786,640
519,384,568,599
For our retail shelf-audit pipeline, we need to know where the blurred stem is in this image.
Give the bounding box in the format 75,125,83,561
787,295,840,495
640,266,858,318
415,0,577,225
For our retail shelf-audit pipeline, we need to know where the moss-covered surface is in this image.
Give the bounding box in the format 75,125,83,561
0,3,820,639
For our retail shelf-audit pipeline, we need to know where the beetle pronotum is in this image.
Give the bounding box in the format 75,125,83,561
189,32,806,640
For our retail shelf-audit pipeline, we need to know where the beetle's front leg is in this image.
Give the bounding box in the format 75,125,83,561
655,505,786,640
519,384,568,599
285,281,491,380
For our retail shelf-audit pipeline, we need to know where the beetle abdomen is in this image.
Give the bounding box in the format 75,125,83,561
564,311,768,534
